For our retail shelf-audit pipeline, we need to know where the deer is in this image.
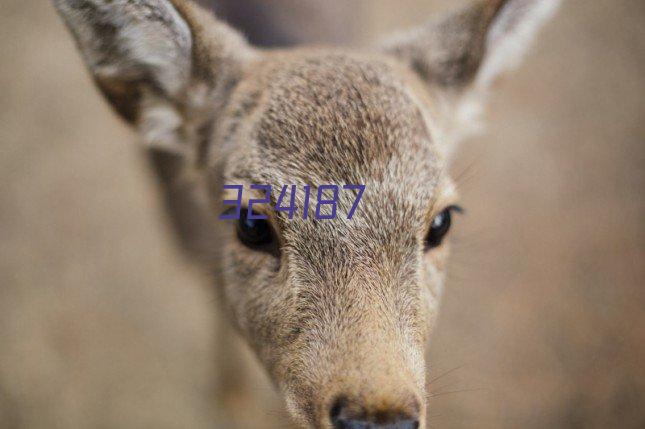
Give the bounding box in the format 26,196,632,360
52,0,560,428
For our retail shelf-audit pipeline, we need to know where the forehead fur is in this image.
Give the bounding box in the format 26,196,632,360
215,49,445,218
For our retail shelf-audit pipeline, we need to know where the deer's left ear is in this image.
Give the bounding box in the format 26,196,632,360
381,0,560,140
53,0,252,156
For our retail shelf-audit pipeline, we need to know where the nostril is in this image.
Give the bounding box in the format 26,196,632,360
394,421,420,429
330,397,353,429
330,397,420,429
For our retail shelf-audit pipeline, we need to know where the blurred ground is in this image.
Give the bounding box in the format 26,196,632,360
0,0,643,428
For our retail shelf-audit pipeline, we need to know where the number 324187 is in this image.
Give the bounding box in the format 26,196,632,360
219,184,366,221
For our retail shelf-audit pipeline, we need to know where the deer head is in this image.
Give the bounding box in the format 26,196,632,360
53,0,560,427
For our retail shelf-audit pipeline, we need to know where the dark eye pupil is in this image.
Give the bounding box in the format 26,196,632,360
425,208,452,249
237,209,273,247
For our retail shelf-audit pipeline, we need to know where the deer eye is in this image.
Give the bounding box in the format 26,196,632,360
425,205,462,250
237,208,274,249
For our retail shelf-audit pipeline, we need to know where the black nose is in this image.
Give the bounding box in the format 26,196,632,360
330,398,420,429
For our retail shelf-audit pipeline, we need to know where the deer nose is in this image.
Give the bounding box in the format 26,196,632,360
330,397,420,429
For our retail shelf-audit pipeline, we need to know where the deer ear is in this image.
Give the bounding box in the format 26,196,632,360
381,0,560,144
53,0,251,155
381,0,560,139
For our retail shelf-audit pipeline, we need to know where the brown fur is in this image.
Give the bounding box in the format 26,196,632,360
52,0,560,427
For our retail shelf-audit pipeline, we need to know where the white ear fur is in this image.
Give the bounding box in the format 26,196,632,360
54,0,251,157
54,0,193,102
476,0,561,90
54,0,195,154
454,0,561,147
381,0,561,150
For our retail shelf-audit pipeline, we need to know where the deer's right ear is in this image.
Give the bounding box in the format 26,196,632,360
381,0,560,91
380,0,559,145
53,0,252,155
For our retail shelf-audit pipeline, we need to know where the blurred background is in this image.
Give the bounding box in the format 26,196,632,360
0,0,643,428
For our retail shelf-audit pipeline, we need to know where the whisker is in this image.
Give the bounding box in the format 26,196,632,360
451,156,481,192
425,412,443,421
427,364,464,386
428,387,487,398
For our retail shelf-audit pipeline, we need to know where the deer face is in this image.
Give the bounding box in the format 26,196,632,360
53,1,559,427
212,52,454,426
